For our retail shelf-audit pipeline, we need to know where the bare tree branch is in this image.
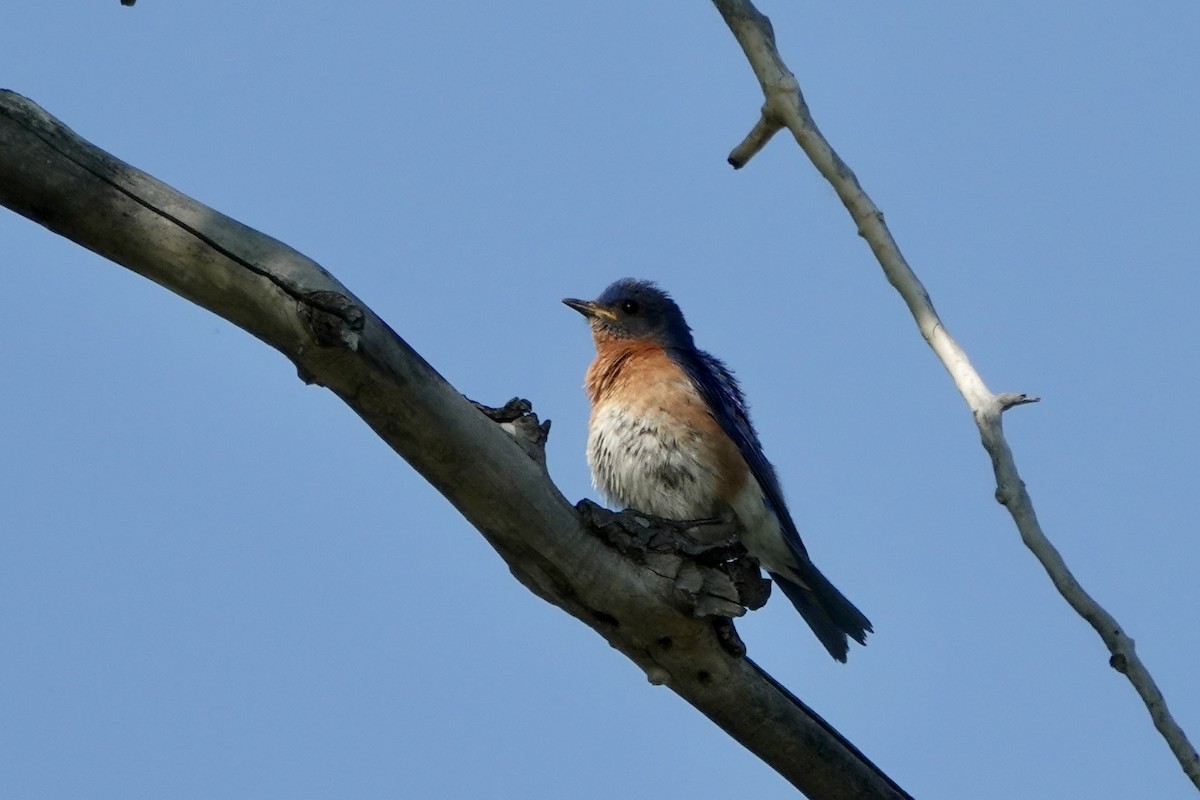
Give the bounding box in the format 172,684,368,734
0,89,912,800
710,0,1200,790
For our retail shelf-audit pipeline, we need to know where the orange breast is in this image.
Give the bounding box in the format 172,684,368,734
584,340,749,510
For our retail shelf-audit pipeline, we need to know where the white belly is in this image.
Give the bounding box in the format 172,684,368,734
588,402,800,578
587,402,724,520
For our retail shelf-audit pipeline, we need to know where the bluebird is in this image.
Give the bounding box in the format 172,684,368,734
564,278,871,661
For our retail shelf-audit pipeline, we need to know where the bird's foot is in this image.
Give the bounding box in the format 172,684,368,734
573,499,771,619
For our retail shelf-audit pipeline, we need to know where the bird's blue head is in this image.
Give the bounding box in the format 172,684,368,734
564,278,695,349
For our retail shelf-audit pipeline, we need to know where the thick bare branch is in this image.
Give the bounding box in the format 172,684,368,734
0,90,911,800
710,0,1200,789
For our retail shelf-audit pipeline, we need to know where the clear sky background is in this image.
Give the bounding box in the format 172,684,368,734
2,3,1198,799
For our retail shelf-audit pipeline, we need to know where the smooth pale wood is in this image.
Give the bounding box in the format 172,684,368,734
710,0,1200,790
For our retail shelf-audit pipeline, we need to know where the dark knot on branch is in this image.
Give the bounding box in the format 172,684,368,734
298,289,365,349
472,397,551,467
574,499,771,655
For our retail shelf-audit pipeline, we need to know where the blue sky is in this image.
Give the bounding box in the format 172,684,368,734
2,3,1198,798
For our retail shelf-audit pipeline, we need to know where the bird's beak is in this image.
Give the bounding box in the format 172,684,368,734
562,298,616,321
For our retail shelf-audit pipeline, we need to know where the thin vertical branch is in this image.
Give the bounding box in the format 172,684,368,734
711,0,1200,790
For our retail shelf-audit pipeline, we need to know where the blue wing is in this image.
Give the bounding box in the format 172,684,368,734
672,347,811,562
673,346,873,660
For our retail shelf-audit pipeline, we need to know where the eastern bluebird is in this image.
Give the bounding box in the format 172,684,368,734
564,278,871,661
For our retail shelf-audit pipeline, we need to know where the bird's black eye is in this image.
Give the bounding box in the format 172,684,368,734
620,299,640,315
